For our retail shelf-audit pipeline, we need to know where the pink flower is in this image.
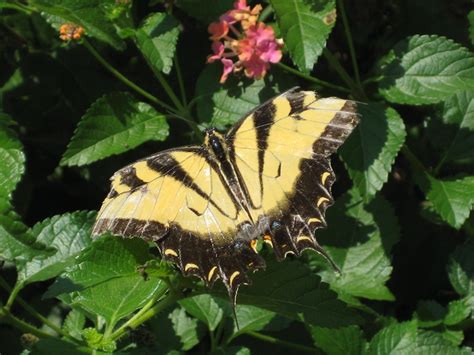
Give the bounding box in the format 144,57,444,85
207,3,283,83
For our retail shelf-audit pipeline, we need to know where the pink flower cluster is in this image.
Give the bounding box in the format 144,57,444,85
207,0,283,83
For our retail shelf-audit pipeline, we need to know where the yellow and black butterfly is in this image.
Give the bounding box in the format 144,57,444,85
92,88,359,303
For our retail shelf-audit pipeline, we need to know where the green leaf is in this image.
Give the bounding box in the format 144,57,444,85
379,35,474,105
340,103,406,200
179,294,224,331
47,237,166,328
233,260,362,327
135,12,180,75
367,321,417,354
30,0,125,50
0,198,53,264
230,305,276,339
469,11,474,45
63,309,86,340
447,239,474,297
170,307,203,351
17,211,95,285
423,175,474,229
414,300,446,328
175,0,234,23
0,113,26,200
30,337,89,354
61,92,169,167
444,296,473,326
311,325,366,355
415,331,472,354
195,64,296,129
430,90,474,164
314,189,399,301
271,0,336,72
211,346,250,355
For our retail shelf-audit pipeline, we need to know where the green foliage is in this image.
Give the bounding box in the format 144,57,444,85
1,0,474,354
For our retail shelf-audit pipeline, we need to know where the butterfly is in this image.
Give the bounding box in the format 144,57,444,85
92,88,359,304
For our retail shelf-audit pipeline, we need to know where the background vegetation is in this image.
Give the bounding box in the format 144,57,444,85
1,0,474,353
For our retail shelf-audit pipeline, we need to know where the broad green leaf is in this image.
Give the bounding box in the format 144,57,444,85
63,309,86,340
444,296,473,326
47,237,166,328
469,11,474,45
415,331,472,354
271,0,336,72
311,325,366,355
211,347,250,355
30,337,90,354
17,211,95,285
367,321,417,354
196,64,296,129
0,198,53,264
379,35,474,105
341,103,406,200
423,175,474,229
175,0,233,23
30,0,125,50
313,189,399,301
429,90,474,164
232,260,362,327
230,305,276,340
447,239,474,297
0,113,25,200
170,307,203,351
135,13,180,75
414,300,446,328
179,294,224,331
61,92,169,167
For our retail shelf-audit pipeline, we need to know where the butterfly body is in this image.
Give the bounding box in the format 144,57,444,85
92,88,359,301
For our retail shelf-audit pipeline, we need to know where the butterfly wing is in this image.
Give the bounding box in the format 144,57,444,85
226,88,359,261
92,147,265,291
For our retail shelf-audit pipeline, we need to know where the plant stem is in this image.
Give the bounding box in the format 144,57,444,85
337,0,362,88
109,290,181,342
276,62,351,93
0,2,34,14
0,308,53,338
401,145,427,174
174,55,187,106
259,4,273,22
82,38,176,113
247,331,318,353
4,281,23,311
323,48,366,100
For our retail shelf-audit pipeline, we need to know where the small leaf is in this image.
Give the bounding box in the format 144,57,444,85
31,0,125,49
63,309,86,340
179,294,224,331
233,260,362,327
195,65,296,129
341,103,406,200
423,175,474,229
210,347,250,355
414,300,446,328
444,296,473,326
415,330,473,354
0,113,26,200
271,0,336,72
311,325,366,355
47,237,166,328
429,90,474,164
230,305,276,339
17,211,95,285
379,35,474,105
313,189,400,301
367,321,417,354
175,0,234,23
447,239,474,297
61,92,169,167
135,12,180,75
30,337,89,354
170,307,204,351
